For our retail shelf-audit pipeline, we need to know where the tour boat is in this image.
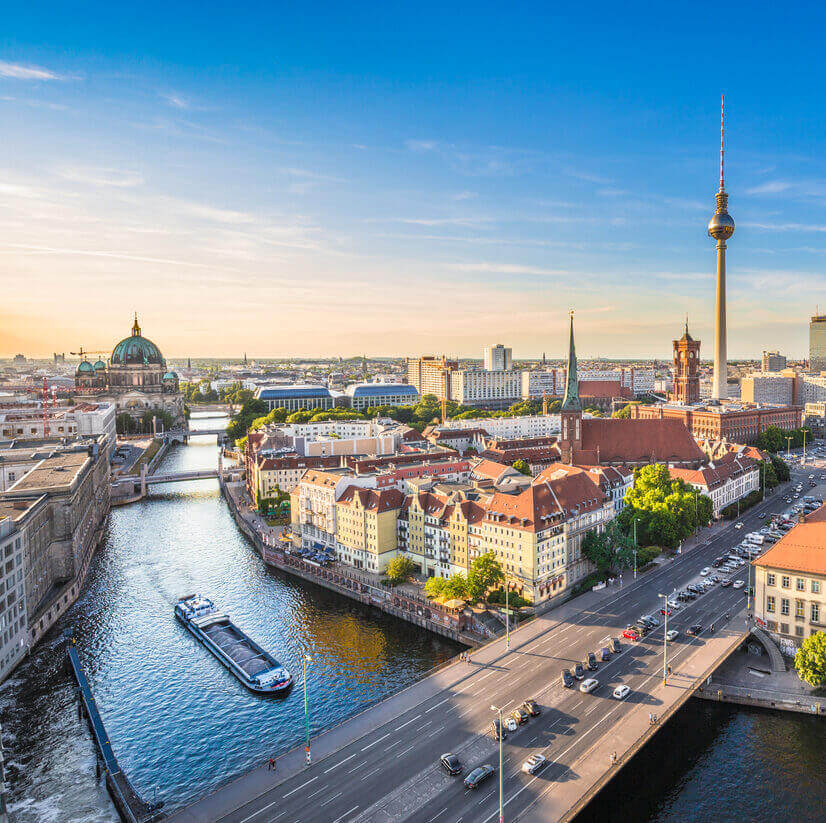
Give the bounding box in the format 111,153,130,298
175,595,292,694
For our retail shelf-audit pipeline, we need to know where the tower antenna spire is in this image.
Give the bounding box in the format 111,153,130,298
719,94,725,192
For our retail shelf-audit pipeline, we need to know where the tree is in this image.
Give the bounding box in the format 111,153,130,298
466,552,505,602
385,555,417,584
512,459,531,476
424,576,448,599
116,413,137,435
612,404,635,419
771,453,790,482
582,522,638,578
444,574,468,600
794,631,826,688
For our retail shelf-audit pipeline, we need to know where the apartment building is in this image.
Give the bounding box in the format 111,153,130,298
754,507,826,654
446,414,561,440
484,345,513,372
335,487,404,573
406,357,457,399
669,453,760,517
0,508,30,682
449,369,522,409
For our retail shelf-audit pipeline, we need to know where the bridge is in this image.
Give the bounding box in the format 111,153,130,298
112,469,219,488
155,427,227,444
165,481,794,823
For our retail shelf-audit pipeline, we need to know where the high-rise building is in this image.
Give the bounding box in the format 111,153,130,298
483,344,513,372
708,97,735,401
762,350,786,372
809,315,826,373
669,321,701,404
406,356,457,400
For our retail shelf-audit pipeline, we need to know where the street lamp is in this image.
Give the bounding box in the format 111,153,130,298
803,428,809,465
632,518,640,579
786,436,793,460
490,705,504,823
505,582,510,651
303,654,313,764
658,593,671,684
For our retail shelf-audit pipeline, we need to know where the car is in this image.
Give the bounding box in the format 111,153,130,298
669,599,682,610
580,678,599,693
660,606,672,616
720,579,732,588
522,699,541,716
561,669,574,688
464,764,495,789
687,624,703,636
613,684,631,700
440,753,462,775
666,629,679,641
586,652,598,670
700,567,711,576
511,707,529,725
734,522,744,529
490,719,506,740
733,579,745,589
600,647,611,661
574,663,585,680
622,628,640,641
611,638,622,653
504,716,518,732
522,754,547,775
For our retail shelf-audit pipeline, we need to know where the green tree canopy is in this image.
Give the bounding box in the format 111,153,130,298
385,555,417,584
581,521,637,577
771,453,790,482
512,459,531,476
795,631,826,688
466,551,505,602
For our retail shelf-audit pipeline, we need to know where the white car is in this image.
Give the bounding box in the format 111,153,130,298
733,579,745,589
666,629,679,641
700,567,711,576
522,754,547,774
505,716,519,732
734,522,744,530
580,678,599,694
612,684,631,700
668,600,681,610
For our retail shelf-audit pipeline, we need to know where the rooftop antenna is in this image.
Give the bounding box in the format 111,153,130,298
719,94,726,193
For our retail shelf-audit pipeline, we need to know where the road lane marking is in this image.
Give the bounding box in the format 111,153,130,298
282,776,318,798
427,808,448,823
360,767,380,781
320,791,343,807
330,807,359,823
324,753,356,773
394,715,420,731
238,800,277,823
361,733,390,751
425,697,451,713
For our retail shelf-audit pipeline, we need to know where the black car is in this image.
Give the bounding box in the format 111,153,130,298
712,558,723,568
600,646,611,662
440,753,462,775
561,669,574,688
511,707,529,725
490,719,506,740
586,652,598,671
611,638,622,653
464,764,495,789
687,624,703,636
522,699,541,716
574,663,585,680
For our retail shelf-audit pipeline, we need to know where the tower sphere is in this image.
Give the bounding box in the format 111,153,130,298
707,210,735,240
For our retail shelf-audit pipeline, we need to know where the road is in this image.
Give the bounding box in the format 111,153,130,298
180,465,812,823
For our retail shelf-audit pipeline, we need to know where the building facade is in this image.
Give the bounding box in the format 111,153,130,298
406,357,457,399
669,453,760,518
335,487,404,573
345,383,419,411
449,369,522,409
810,315,826,373
255,384,336,412
762,351,787,372
484,345,513,372
669,323,701,404
0,510,29,682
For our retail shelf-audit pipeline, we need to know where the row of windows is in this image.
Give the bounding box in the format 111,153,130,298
766,573,821,593
766,597,821,623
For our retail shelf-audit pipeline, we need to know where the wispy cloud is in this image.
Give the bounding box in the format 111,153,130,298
565,168,613,185
0,242,216,268
56,166,144,188
741,220,826,233
0,95,67,111
160,91,190,109
0,60,67,81
446,262,570,277
746,180,793,195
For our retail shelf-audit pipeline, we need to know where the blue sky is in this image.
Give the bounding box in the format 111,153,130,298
2,2,826,359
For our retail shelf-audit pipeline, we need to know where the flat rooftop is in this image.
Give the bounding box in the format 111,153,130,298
0,497,41,522
6,451,90,493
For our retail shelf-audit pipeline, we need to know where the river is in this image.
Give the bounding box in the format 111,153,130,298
4,415,826,822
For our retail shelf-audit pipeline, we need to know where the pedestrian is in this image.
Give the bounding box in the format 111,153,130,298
268,758,275,771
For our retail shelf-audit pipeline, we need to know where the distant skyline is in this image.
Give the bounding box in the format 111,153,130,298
3,3,826,359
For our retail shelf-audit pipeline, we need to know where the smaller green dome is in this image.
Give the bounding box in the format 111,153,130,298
163,371,178,380
76,360,94,374
93,359,106,371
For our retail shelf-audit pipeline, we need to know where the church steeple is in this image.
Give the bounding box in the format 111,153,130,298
561,311,581,412
132,313,141,337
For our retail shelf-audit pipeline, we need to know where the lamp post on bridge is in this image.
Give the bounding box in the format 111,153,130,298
303,654,313,764
658,592,672,684
490,704,504,823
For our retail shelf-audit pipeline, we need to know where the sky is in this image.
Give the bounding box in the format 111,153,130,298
2,2,826,360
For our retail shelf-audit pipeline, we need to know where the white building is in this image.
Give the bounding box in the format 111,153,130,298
447,414,561,440
0,512,29,683
669,455,760,518
484,344,513,372
345,382,419,411
520,367,655,399
449,369,522,409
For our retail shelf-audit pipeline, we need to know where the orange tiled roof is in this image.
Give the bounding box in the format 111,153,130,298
578,418,704,464
753,509,826,575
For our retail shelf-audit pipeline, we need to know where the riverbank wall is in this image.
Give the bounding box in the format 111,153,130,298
219,478,483,646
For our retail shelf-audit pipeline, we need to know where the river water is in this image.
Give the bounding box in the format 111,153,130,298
4,415,826,822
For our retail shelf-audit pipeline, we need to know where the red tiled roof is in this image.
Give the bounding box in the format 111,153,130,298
753,508,826,574
577,419,705,465
669,453,758,489
338,486,404,512
578,379,632,399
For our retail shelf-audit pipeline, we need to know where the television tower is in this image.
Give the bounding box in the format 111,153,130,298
708,95,735,400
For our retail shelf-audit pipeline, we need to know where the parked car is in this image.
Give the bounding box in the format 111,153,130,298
721,579,732,588
586,652,598,671
580,678,599,694
504,716,518,732
660,606,673,616
700,567,711,576
687,624,703,636
733,579,745,589
440,753,462,775
612,684,631,700
464,764,495,789
522,754,547,775
511,707,529,725
574,663,585,680
734,522,744,529
611,638,622,653
522,699,540,716
622,628,640,641
490,719,506,739
600,646,611,661
666,629,679,641
561,669,574,688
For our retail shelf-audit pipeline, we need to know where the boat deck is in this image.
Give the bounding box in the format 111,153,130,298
201,620,275,678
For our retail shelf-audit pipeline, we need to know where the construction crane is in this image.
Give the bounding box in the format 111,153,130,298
70,347,108,360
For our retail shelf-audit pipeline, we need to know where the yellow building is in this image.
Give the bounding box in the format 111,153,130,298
335,487,404,573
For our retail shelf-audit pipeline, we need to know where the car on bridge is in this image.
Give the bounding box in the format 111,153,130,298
464,764,495,789
687,624,703,636
440,753,462,775
612,684,631,700
580,678,599,693
522,754,547,775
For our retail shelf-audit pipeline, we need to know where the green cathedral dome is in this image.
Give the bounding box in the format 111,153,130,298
111,314,164,366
